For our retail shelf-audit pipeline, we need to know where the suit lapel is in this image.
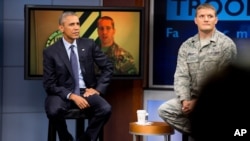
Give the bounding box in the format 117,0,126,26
57,39,74,75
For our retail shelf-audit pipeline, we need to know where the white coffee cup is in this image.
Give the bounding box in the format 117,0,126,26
137,110,148,125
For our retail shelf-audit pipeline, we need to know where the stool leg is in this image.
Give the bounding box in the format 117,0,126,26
133,135,137,141
76,119,85,139
164,135,171,141
48,119,56,141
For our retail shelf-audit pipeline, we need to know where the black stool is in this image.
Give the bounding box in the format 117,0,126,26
47,109,103,141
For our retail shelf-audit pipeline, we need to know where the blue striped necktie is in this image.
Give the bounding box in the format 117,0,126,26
70,45,80,95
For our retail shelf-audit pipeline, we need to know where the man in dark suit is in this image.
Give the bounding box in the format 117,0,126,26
43,11,113,141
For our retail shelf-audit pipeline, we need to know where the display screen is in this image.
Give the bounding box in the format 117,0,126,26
149,0,250,88
24,5,144,79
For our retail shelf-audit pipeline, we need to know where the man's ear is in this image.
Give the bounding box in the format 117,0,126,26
194,17,198,25
58,25,64,33
215,17,218,25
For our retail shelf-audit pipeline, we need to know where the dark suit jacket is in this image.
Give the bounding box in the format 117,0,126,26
43,38,113,100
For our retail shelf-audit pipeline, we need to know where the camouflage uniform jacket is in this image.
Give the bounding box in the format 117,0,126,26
102,42,137,75
174,29,237,102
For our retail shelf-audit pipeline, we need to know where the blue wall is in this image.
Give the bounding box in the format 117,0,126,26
1,0,101,141
0,0,3,140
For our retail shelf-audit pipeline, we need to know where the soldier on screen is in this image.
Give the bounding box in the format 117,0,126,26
97,16,137,75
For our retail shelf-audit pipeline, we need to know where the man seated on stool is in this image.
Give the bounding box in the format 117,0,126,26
157,3,237,135
43,11,113,141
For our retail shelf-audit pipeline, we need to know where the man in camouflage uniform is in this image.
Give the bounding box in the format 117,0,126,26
97,16,137,75
158,3,237,135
